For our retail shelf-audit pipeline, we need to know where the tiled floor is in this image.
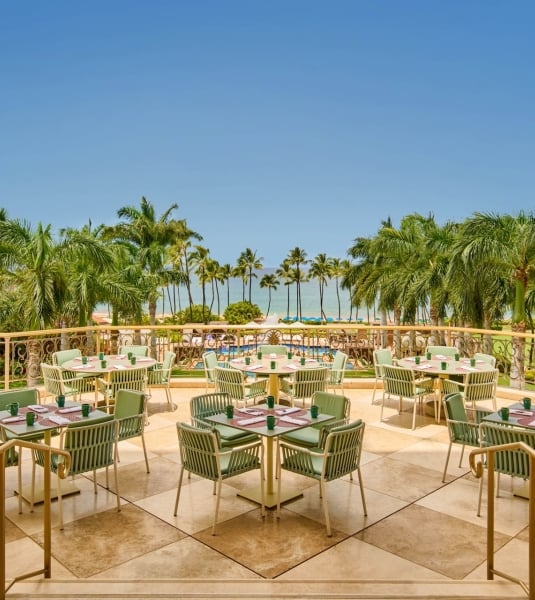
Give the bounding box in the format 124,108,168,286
3,384,531,587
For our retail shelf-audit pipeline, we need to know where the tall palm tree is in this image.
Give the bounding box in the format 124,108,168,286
189,245,211,322
309,253,332,322
259,273,280,317
276,260,294,319
286,247,308,321
237,248,263,303
219,263,234,310
102,197,180,326
452,211,535,388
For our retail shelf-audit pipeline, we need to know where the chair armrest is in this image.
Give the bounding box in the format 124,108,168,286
245,378,267,396
317,418,348,448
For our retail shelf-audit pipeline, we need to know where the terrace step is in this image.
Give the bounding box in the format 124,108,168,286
7,578,526,599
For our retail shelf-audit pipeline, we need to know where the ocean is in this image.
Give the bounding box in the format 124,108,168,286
156,269,375,321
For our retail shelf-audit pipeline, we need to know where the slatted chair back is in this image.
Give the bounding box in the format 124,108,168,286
119,345,150,357
203,351,227,390
372,349,393,403
463,369,498,409
425,346,458,357
41,363,81,400
98,366,148,406
328,350,348,392
147,351,175,405
286,367,329,407
52,349,82,366
323,420,366,482
258,345,287,356
114,389,149,472
213,367,266,406
474,353,497,367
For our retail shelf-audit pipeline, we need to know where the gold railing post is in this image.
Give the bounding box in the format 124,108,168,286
43,449,52,578
486,451,495,581
530,453,535,600
0,453,5,600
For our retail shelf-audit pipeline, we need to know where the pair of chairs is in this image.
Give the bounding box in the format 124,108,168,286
202,351,229,392
29,389,148,528
175,390,366,536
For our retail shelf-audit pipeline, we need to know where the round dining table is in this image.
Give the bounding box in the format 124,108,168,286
397,354,496,420
229,354,321,400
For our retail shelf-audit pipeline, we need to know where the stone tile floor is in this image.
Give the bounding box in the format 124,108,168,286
3,384,531,587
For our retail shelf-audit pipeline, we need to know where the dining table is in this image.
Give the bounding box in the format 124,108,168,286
0,401,110,503
229,354,322,401
62,354,157,403
397,354,496,421
206,404,334,508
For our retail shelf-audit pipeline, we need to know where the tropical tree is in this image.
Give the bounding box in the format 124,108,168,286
102,197,181,327
218,263,234,309
276,260,295,319
237,248,263,303
286,247,308,321
309,253,332,322
452,212,535,388
189,245,211,323
259,273,280,317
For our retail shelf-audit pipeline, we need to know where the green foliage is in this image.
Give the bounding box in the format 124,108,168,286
223,301,262,325
175,304,219,324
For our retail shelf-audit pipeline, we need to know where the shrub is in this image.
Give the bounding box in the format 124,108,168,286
175,305,219,324
224,301,262,325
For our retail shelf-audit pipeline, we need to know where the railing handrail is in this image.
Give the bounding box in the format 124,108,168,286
0,439,71,599
470,441,534,599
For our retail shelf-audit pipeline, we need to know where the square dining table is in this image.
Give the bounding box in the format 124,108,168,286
206,404,334,508
0,401,110,504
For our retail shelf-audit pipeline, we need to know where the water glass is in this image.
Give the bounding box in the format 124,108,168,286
270,360,276,370
26,411,36,426
441,361,447,371
310,405,319,418
415,356,421,365
266,415,276,430
130,356,137,365
226,405,234,419
9,402,18,417
81,355,88,365
499,406,509,421
523,397,532,410
82,403,91,417
245,356,251,365
257,351,263,360
56,395,65,408
266,395,275,409
300,357,306,366
98,352,104,360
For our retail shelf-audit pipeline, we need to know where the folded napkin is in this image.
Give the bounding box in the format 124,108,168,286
57,406,82,414
279,416,308,426
114,355,126,360
29,405,49,413
110,365,127,370
416,364,433,369
71,365,95,370
236,416,265,426
459,366,478,372
246,364,263,370
48,415,71,426
435,354,448,359
136,358,152,362
269,353,277,358
231,358,244,363
286,364,299,370
276,407,301,415
2,415,25,424
509,409,534,416
238,408,264,416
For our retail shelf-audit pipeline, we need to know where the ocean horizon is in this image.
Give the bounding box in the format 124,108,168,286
154,269,376,321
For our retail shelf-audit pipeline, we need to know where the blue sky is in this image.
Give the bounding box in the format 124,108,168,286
1,1,534,267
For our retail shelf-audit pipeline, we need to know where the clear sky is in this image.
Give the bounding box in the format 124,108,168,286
1,1,534,267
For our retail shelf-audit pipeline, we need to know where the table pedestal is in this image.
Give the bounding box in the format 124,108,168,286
16,478,80,505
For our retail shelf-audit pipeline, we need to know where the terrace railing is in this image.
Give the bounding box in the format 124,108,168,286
1,322,534,390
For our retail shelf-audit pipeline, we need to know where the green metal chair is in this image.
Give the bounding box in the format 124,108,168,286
147,350,175,406
32,416,119,529
119,345,150,357
114,389,149,473
52,349,96,397
277,420,367,536
190,392,260,447
442,392,491,482
258,345,288,356
97,366,148,410
174,421,265,535
326,351,348,394
372,349,393,404
477,422,535,517
424,345,458,357
474,352,497,367
279,391,351,449
0,388,46,513
214,366,267,407
41,363,88,402
380,364,435,430
280,367,329,408
202,351,228,393
442,369,499,411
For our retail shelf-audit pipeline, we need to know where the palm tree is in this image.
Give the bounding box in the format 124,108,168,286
286,247,308,321
259,273,280,317
329,257,346,321
276,260,294,319
189,245,211,322
452,211,535,388
237,248,263,303
102,197,180,327
219,263,234,310
309,253,332,322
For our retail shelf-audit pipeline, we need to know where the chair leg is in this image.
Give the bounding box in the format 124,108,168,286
173,466,185,516
212,478,223,535
113,459,121,512
57,475,64,530
141,433,150,473
477,472,484,517
442,441,453,482
356,467,367,515
320,479,331,537
17,452,23,514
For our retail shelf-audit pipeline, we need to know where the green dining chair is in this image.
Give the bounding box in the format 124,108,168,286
277,419,367,536
147,350,175,406
213,366,267,407
119,345,150,357
279,391,351,449
32,416,119,529
280,367,329,408
202,351,228,392
326,350,348,394
174,421,265,535
442,369,499,411
442,392,490,482
114,389,149,473
190,392,260,447
372,349,393,404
